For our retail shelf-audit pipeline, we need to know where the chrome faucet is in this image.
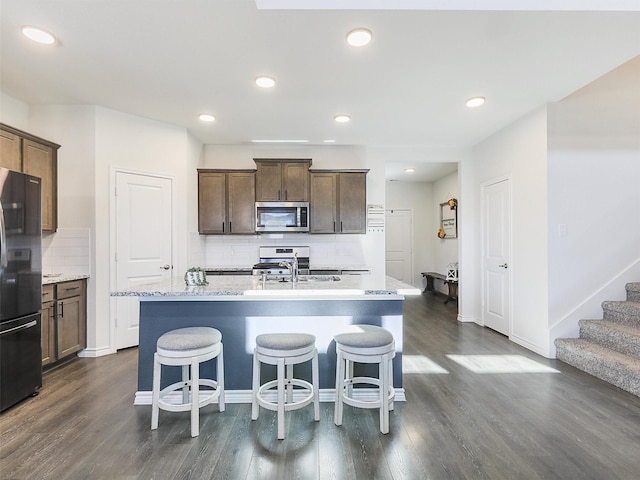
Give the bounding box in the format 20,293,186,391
279,253,299,284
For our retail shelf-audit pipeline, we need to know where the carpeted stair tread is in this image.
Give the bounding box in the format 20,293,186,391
555,338,640,397
602,300,640,327
579,319,640,359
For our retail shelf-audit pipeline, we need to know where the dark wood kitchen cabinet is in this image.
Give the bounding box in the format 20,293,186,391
0,123,59,232
309,170,368,234
198,169,255,234
254,159,311,202
41,279,87,368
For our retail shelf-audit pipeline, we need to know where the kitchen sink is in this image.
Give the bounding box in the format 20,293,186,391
267,275,340,283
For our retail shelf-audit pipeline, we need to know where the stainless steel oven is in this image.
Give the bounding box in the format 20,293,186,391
255,202,309,233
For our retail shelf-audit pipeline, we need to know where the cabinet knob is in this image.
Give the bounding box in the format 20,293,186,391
160,265,171,270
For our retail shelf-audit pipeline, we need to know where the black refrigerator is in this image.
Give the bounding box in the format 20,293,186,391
0,168,42,412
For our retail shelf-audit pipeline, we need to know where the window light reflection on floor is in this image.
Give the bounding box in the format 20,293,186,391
402,355,449,374
446,355,560,374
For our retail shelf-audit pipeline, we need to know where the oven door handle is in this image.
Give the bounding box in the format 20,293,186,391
0,320,37,336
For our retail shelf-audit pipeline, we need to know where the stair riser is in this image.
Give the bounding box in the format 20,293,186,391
555,342,640,397
626,283,640,303
602,305,640,328
579,324,640,360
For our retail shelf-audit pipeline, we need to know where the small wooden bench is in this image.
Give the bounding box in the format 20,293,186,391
421,272,458,304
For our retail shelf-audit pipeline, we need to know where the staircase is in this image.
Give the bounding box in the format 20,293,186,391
555,282,640,397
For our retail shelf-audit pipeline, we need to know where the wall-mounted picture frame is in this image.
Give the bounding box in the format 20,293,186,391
440,201,457,238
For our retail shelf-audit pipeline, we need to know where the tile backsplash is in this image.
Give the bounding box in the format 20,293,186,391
196,234,367,268
42,227,91,275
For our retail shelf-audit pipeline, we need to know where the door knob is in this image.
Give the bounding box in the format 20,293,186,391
498,263,508,269
160,264,171,270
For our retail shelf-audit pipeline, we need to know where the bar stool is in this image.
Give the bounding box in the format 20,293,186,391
251,333,320,440
151,327,225,437
334,324,396,434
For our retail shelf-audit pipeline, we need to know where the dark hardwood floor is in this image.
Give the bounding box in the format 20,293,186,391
2,293,640,479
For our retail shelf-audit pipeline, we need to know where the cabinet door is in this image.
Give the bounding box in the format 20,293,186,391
22,139,57,232
282,162,309,201
41,301,56,366
338,173,367,233
310,173,337,233
198,172,227,234
57,296,86,358
227,172,255,234
0,129,22,171
255,162,282,201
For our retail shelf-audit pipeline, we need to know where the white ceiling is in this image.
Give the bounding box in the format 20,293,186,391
1,1,639,181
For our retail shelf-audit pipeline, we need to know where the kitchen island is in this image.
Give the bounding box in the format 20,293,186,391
114,274,420,404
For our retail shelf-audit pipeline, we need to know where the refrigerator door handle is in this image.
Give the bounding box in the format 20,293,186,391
0,203,7,270
0,319,38,337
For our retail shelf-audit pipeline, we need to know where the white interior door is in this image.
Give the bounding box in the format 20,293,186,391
115,171,173,349
385,209,413,284
482,178,511,336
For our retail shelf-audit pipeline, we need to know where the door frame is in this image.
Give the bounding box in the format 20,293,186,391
480,175,513,335
109,167,177,353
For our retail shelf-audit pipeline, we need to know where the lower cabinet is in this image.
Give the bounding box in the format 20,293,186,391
41,279,87,368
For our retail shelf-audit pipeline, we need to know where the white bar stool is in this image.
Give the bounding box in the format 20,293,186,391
251,333,320,440
334,324,396,434
151,327,225,437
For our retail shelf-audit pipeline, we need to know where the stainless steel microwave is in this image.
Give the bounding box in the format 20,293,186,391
255,201,309,233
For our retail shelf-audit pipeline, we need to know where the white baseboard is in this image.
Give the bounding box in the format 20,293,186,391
510,334,551,358
77,346,113,358
457,314,477,323
134,388,406,405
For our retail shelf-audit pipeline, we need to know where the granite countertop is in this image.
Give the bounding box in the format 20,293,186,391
43,274,90,285
204,265,370,272
112,274,420,298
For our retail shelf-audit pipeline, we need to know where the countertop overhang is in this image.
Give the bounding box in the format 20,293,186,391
112,274,420,299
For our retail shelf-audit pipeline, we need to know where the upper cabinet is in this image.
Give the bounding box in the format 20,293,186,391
0,123,59,232
309,170,368,234
255,159,311,202
198,169,255,235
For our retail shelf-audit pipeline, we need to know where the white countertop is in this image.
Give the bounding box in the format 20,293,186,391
43,274,90,285
112,274,420,299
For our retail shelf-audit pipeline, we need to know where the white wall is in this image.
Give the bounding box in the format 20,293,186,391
0,92,29,130
433,172,459,285
96,107,196,353
546,93,640,354
462,106,550,356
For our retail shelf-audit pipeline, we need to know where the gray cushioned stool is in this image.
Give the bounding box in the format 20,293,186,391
251,333,320,440
334,324,396,434
151,327,225,437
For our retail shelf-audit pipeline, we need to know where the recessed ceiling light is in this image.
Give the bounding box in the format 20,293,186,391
323,139,336,143
255,76,276,88
347,28,372,47
466,96,486,108
21,25,56,45
198,114,215,122
334,114,351,124
404,168,415,174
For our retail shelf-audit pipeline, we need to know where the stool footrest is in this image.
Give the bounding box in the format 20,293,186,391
340,377,395,410
157,379,222,412
255,379,315,412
